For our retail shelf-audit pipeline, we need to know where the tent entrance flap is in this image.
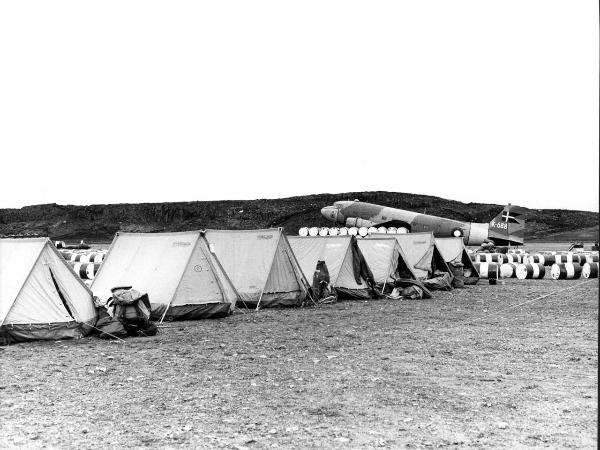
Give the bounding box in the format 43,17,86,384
49,267,75,320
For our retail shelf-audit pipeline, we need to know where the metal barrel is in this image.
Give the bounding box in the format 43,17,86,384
515,263,545,280
506,254,522,264
550,263,582,280
525,254,544,265
499,263,518,278
475,253,503,263
473,262,498,279
555,254,583,264
582,262,599,279
580,254,599,264
69,261,101,280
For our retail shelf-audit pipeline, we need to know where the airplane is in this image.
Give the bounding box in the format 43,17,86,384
320,200,527,246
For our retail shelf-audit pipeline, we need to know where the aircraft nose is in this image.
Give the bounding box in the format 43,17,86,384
321,206,337,222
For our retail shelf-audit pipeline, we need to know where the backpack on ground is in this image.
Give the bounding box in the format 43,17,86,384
107,286,157,337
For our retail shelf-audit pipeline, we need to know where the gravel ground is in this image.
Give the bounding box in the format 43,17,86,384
0,278,597,449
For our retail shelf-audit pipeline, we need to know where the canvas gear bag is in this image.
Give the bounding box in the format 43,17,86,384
422,271,453,291
312,261,336,303
90,296,128,340
107,286,157,337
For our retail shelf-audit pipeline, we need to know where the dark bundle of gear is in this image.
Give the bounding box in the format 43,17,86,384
93,286,158,339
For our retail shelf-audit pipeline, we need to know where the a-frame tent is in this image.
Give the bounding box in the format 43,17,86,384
357,237,418,284
434,237,480,283
380,232,453,281
203,228,309,308
0,238,96,343
91,231,239,321
288,235,375,299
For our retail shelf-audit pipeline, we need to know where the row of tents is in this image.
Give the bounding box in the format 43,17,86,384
0,230,479,344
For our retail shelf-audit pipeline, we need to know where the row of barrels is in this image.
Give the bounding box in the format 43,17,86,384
58,249,106,280
298,226,409,237
471,252,598,266
68,261,102,280
472,253,524,264
525,253,598,265
58,250,106,263
475,262,599,280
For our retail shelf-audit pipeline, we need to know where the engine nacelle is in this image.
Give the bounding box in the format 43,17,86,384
345,217,375,228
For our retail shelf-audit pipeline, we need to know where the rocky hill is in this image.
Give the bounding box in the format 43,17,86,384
0,192,597,242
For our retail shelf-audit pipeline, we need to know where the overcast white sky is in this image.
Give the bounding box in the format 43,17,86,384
1,1,598,212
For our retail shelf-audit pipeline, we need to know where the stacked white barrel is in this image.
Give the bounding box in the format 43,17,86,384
550,263,582,280
473,253,504,264
579,254,599,264
497,254,522,264
515,263,546,280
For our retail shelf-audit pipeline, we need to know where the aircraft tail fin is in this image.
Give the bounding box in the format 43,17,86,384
487,204,527,245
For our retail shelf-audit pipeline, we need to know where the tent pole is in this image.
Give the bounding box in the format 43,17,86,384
381,251,396,296
256,230,282,311
200,235,245,310
159,235,200,324
283,248,316,306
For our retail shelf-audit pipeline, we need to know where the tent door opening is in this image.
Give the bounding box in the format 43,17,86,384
49,267,75,320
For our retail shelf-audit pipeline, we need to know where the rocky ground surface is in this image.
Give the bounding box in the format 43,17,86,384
0,278,597,449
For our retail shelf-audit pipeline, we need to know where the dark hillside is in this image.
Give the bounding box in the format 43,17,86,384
0,191,597,242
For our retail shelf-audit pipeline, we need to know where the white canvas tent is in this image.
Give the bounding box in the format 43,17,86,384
288,235,375,299
435,237,480,282
357,237,417,284
203,228,309,308
91,231,239,320
375,232,452,280
0,238,96,343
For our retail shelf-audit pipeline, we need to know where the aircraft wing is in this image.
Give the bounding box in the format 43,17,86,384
370,219,412,229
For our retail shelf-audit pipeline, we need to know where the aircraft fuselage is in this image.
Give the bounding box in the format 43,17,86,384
321,200,492,246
